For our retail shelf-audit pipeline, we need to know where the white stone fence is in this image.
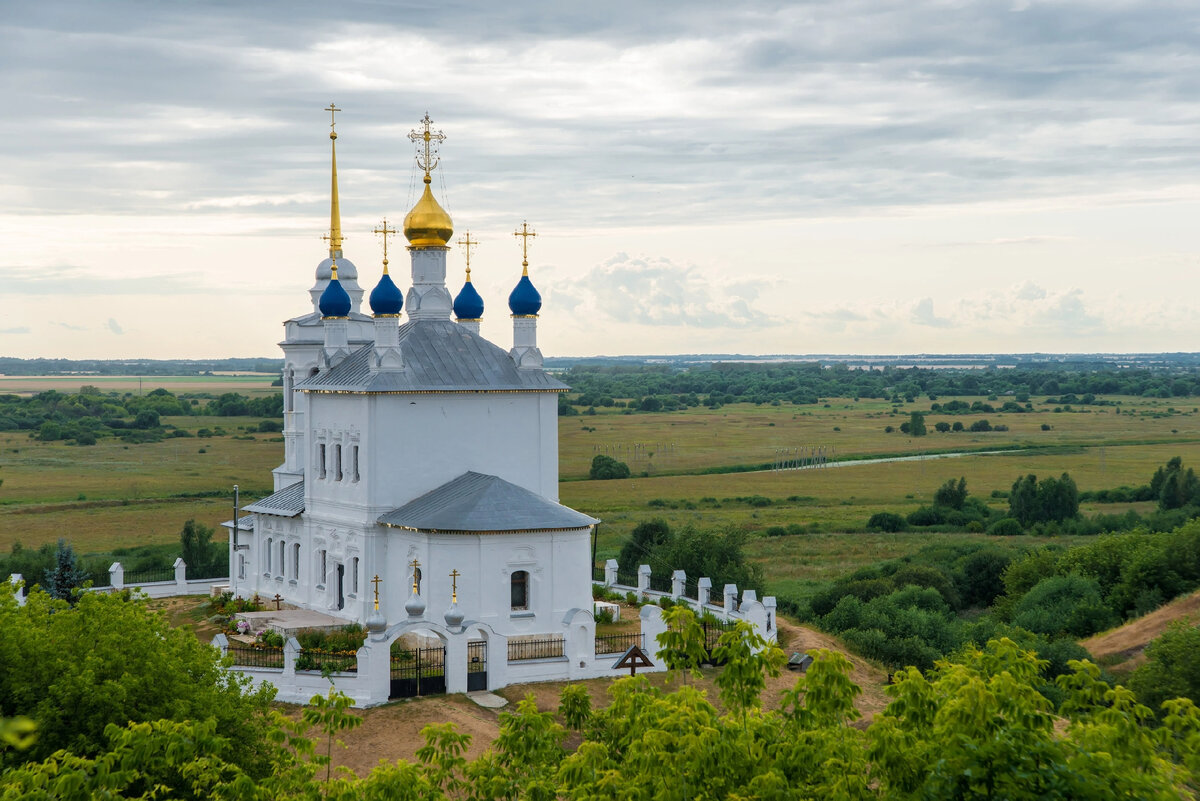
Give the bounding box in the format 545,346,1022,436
7,559,229,605
596,559,778,643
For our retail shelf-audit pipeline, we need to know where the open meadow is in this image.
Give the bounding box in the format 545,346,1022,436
0,373,278,398
4,389,1200,600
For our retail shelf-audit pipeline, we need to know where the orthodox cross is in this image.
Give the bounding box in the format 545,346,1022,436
449,568,460,603
409,558,421,594
374,218,398,272
272,593,283,611
325,102,341,134
457,231,478,279
408,113,446,176
513,221,537,270
371,573,382,610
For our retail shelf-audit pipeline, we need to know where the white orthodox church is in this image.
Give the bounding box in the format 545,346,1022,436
222,114,608,699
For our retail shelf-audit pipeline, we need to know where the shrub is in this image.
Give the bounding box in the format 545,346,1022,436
987,518,1024,536
589,454,631,480
866,512,907,533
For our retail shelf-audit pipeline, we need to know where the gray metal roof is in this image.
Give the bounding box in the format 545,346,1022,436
285,310,373,327
294,319,568,393
378,471,598,533
221,517,255,530
244,481,306,517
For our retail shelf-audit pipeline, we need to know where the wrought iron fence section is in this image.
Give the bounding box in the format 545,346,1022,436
296,647,358,673
592,566,605,583
648,573,673,594
124,567,174,585
615,569,638,587
507,636,565,662
594,632,645,655
684,578,700,600
226,643,284,669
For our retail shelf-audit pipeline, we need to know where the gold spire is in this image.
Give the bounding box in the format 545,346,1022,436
403,114,454,247
457,230,478,281
513,221,537,275
374,218,398,274
330,258,339,281
320,103,344,257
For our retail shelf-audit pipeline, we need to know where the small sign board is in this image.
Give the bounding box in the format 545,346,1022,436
613,644,654,676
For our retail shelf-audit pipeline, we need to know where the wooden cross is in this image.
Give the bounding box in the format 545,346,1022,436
449,568,460,603
325,103,341,133
374,218,398,272
513,221,537,269
371,573,382,610
457,231,478,278
408,113,446,175
272,593,283,610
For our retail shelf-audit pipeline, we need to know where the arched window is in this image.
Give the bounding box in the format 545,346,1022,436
511,570,529,611
278,541,285,576
238,554,246,580
292,543,301,579
266,538,273,574
351,557,359,594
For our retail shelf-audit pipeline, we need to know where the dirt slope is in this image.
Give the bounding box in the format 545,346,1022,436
326,618,891,777
1080,588,1200,673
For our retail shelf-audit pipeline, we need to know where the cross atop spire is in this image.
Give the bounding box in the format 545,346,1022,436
374,218,398,274
513,221,537,274
325,102,341,139
457,230,478,279
321,103,344,256
408,113,446,178
449,568,460,603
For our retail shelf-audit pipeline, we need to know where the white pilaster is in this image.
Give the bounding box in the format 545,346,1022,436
405,248,453,320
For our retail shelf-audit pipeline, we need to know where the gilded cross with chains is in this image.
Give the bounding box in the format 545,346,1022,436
374,218,398,271
408,113,446,176
449,569,460,603
409,558,421,593
325,103,340,134
513,221,537,269
371,574,382,610
457,231,478,278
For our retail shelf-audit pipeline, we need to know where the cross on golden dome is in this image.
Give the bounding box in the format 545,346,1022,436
371,573,382,610
449,568,460,603
325,102,341,139
408,113,446,177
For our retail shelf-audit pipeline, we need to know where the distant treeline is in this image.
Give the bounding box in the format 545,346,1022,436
560,363,1200,413
0,388,282,444
0,357,282,376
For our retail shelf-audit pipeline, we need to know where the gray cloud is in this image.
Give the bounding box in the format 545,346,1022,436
5,265,217,296
0,326,31,334
106,318,125,335
566,253,780,329
51,322,88,331
912,297,952,328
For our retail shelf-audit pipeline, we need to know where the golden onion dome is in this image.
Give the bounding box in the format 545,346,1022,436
403,175,454,247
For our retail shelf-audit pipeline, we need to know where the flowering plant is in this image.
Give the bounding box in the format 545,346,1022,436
236,619,251,635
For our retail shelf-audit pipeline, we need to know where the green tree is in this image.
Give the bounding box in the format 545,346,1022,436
909,411,927,436
1011,574,1117,638
934,476,968,510
617,519,673,570
41,539,88,602
588,454,630,480
179,518,221,578
1130,620,1200,714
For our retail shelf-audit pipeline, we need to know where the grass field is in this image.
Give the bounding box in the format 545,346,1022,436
4,392,1199,599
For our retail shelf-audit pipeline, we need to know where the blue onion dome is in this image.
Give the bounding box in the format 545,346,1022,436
369,267,404,316
453,270,484,320
319,262,352,318
508,269,542,315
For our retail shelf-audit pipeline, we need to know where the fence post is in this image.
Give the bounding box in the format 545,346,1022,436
110,562,124,590
741,589,758,607
671,570,686,599
763,596,777,638
211,632,230,659
698,577,712,607
637,565,651,601
723,584,738,614
9,574,25,607
283,637,300,679
173,558,187,591
604,559,618,587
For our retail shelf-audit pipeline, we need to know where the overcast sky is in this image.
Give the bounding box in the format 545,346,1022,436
3,0,1200,359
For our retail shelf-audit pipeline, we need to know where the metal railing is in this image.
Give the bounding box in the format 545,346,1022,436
615,569,638,587
226,643,284,669
124,567,174,585
296,647,358,673
507,636,565,662
648,573,673,594
595,632,645,655
592,566,605,583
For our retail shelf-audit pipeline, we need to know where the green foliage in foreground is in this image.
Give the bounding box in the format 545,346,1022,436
0,583,276,776
3,631,1200,799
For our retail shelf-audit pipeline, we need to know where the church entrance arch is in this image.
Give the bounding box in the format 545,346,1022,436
389,630,447,699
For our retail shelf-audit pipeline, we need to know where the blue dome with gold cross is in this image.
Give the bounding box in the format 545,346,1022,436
369,270,403,316
508,271,541,316
319,262,353,318
454,271,484,320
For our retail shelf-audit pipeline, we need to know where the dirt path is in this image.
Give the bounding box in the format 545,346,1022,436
1080,588,1200,673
